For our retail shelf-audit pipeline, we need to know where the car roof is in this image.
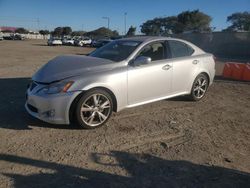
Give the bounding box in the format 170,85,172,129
117,36,198,44
118,36,171,43
118,36,205,55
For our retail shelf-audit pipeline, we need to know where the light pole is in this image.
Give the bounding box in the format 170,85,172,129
124,12,127,35
102,16,110,29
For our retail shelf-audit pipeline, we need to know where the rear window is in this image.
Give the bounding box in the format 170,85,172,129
168,40,194,58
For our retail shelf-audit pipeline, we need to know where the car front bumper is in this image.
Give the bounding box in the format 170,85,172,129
25,84,81,125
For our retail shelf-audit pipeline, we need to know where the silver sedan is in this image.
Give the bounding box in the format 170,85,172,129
25,36,215,128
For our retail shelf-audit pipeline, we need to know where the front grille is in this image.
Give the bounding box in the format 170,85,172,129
27,104,38,113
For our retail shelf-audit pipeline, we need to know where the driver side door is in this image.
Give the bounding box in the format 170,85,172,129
127,41,172,105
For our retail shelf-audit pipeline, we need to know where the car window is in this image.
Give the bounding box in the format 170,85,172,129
137,42,165,61
89,40,141,62
168,40,194,58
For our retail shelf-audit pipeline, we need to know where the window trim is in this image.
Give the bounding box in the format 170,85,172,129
166,40,195,59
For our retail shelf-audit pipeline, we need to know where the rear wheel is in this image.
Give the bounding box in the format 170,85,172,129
75,89,113,129
189,74,209,101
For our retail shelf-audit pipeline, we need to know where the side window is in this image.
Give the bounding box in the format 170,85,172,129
168,40,194,58
137,42,165,61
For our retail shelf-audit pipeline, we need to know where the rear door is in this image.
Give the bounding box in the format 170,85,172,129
167,40,200,94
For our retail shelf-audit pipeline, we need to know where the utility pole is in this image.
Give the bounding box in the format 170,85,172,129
124,12,127,35
102,17,110,29
36,18,40,32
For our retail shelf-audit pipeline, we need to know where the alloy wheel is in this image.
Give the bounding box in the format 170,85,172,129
80,93,111,127
193,77,207,99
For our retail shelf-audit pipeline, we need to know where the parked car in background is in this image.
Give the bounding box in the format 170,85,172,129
92,39,113,48
3,34,24,40
0,33,3,40
73,37,80,45
3,36,12,40
13,34,25,40
62,38,74,45
47,38,62,46
26,36,215,129
75,37,92,47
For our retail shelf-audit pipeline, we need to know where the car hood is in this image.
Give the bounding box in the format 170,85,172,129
32,55,115,83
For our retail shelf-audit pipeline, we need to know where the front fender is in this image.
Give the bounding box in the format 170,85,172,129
69,71,128,112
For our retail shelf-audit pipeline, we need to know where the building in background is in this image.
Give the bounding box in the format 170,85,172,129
0,26,17,32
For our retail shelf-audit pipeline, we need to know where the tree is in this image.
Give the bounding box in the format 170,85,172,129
15,27,29,34
112,30,119,37
140,10,212,35
141,17,182,35
71,31,86,36
52,27,63,37
85,27,119,38
51,26,72,37
160,16,180,34
177,10,212,33
141,18,163,35
126,26,136,36
39,30,50,35
62,27,72,36
226,11,250,31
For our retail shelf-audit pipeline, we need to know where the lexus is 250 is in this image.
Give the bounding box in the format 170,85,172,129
25,36,215,129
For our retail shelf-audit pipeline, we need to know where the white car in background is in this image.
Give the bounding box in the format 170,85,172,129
76,38,92,47
62,38,74,45
0,33,3,40
47,38,62,46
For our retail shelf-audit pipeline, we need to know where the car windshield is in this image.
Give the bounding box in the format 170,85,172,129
89,40,141,62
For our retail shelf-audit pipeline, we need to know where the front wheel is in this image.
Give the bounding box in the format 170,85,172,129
189,74,209,101
75,89,113,129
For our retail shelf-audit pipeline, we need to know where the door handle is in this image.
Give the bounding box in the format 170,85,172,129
192,60,199,64
162,64,172,70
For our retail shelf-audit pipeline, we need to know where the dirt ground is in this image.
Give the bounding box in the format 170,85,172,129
0,40,250,188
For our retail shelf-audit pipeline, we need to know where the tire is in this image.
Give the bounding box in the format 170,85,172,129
189,73,209,101
75,89,113,129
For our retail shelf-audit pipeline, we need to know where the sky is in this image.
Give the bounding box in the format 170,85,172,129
0,0,249,34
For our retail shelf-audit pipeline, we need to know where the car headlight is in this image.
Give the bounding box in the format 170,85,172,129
39,81,74,94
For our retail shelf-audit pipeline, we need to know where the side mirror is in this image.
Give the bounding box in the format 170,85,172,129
133,56,151,66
